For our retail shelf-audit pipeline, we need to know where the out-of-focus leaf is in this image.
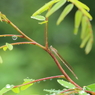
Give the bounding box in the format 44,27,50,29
85,83,95,92
85,38,93,54
80,34,90,48
81,16,88,39
75,0,90,11
3,46,8,51
6,43,13,51
31,15,45,21
20,79,34,91
12,87,20,94
57,79,75,89
57,4,74,25
46,0,66,17
0,56,3,64
74,10,83,35
32,0,60,16
0,84,14,95
81,8,92,20
73,1,92,20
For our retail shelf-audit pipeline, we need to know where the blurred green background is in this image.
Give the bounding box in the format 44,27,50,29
0,0,95,95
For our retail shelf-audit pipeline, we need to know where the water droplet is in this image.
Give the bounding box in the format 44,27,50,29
6,84,11,88
12,35,17,40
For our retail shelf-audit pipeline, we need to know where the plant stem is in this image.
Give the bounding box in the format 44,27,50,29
45,49,82,90
7,20,45,49
14,75,64,88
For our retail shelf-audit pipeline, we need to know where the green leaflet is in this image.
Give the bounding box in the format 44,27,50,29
6,43,13,51
57,79,76,89
81,16,88,39
3,46,8,51
80,33,90,48
20,79,34,91
74,10,83,35
0,84,14,95
31,15,45,21
32,0,60,16
74,1,92,20
12,79,34,94
75,0,90,11
57,4,74,25
86,83,95,92
46,0,66,17
12,87,20,93
2,43,13,51
85,38,93,54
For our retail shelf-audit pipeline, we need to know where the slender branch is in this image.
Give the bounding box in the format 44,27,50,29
3,19,45,49
14,75,64,88
0,42,36,49
0,34,23,38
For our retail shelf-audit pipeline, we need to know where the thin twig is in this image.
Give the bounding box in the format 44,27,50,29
0,42,36,49
14,75,64,88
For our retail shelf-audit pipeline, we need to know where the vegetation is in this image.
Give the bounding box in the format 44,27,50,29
0,0,95,95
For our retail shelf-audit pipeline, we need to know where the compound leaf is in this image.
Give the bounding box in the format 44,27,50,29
57,3,74,25
74,10,83,35
32,0,60,16
46,0,66,17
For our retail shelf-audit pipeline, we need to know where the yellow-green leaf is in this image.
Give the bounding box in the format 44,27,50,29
3,46,8,51
32,0,59,16
6,43,13,51
57,4,74,25
31,15,45,21
81,8,92,20
12,87,20,94
74,1,92,20
80,34,90,48
74,10,83,35
85,39,93,54
81,16,88,39
46,0,66,17
20,79,34,91
75,0,90,11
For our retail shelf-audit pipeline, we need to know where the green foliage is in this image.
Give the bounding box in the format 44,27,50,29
12,78,34,94
31,0,93,54
85,83,95,92
0,84,14,95
57,3,74,25
57,79,75,89
0,0,95,95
